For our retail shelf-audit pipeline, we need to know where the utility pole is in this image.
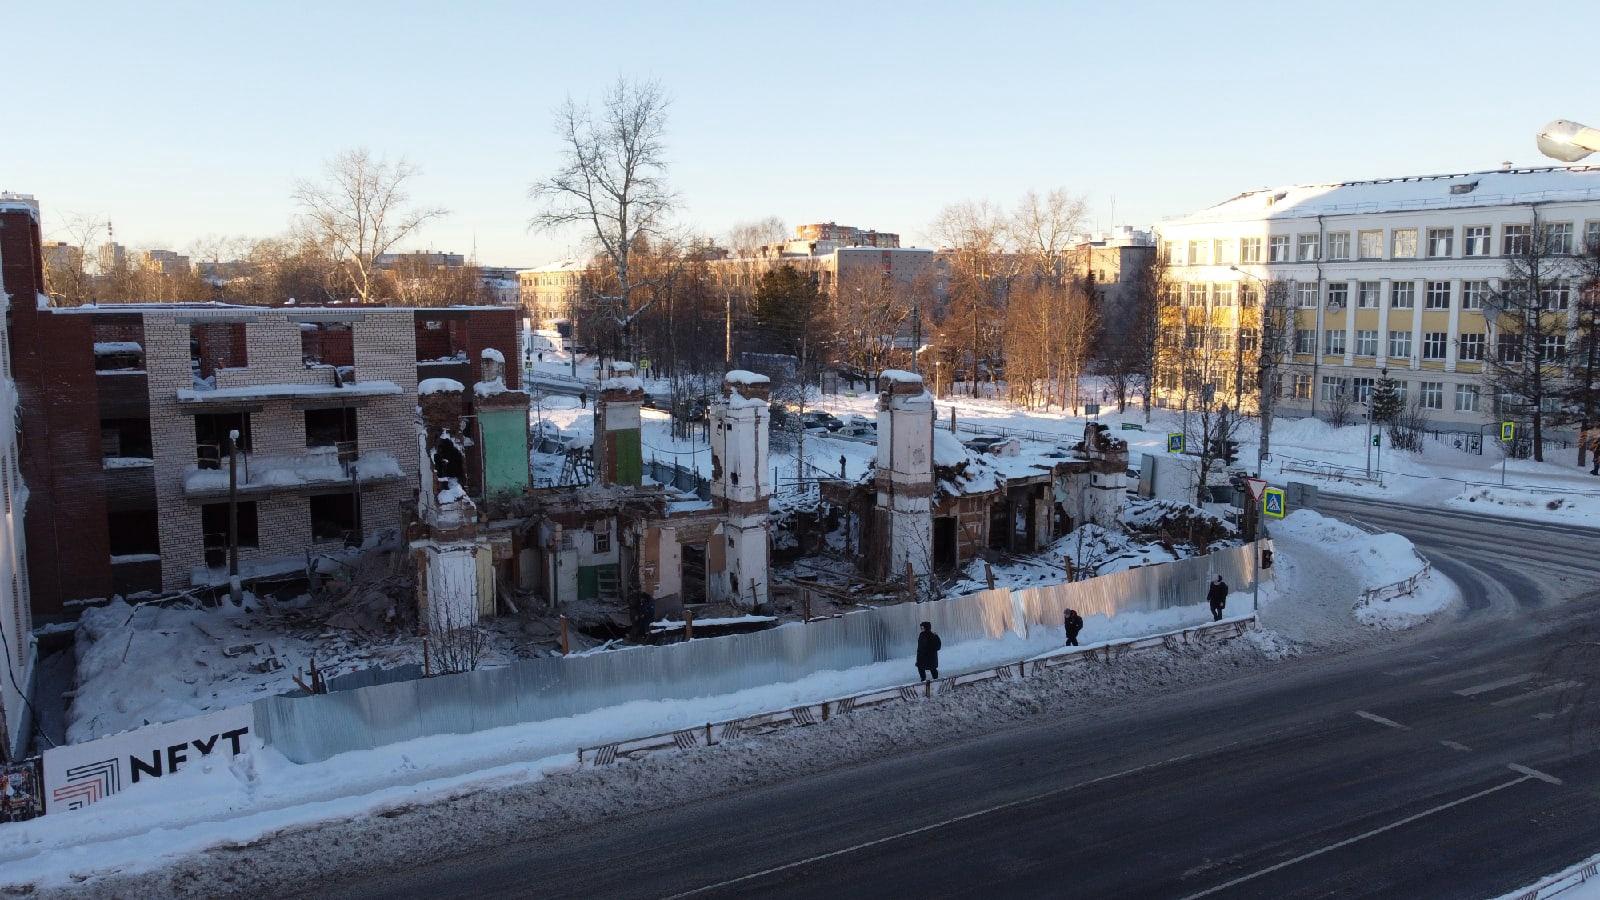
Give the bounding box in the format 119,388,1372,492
227,429,242,606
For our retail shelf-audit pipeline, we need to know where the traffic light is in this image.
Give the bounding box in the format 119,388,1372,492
1372,434,1380,447
1222,440,1239,465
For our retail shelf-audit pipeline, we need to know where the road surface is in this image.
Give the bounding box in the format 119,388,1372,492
321,501,1600,899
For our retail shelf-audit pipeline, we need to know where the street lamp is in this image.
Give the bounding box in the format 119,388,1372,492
1229,265,1277,473
1536,119,1600,162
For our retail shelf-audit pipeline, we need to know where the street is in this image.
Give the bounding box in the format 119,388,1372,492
320,499,1600,899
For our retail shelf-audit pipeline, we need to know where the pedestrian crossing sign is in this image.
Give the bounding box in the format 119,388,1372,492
1500,421,1515,442
1262,487,1286,519
1167,433,1185,453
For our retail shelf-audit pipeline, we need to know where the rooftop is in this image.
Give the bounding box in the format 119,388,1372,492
1164,165,1600,226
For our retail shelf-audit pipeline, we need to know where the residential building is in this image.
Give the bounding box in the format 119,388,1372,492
137,248,191,277
374,251,466,270
97,241,127,273
1066,226,1157,342
793,222,900,249
1155,166,1600,432
0,195,35,761
518,259,589,330
43,241,82,274
476,266,521,306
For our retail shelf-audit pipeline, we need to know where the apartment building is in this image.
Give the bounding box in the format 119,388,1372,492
1155,166,1600,430
0,197,35,761
517,259,588,330
137,248,192,277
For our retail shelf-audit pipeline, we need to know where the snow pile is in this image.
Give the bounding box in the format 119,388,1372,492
182,451,401,494
1122,499,1237,542
601,375,645,392
932,428,968,467
92,341,142,355
480,347,504,365
1448,486,1600,527
474,378,507,398
1269,510,1456,628
725,369,770,386
418,377,465,395
436,480,467,505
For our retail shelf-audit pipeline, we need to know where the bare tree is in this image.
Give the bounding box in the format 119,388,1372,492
1010,188,1088,279
1388,398,1432,453
531,76,675,359
41,213,109,307
1322,381,1355,427
931,200,1012,396
727,216,787,256
1566,236,1600,468
294,148,446,304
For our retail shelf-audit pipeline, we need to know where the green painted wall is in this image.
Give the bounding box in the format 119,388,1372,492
613,427,641,486
479,408,530,496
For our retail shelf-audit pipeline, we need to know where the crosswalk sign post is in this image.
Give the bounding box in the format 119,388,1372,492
1262,487,1286,519
1499,421,1515,486
1167,433,1185,453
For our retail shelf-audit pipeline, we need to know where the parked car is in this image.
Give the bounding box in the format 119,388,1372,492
962,435,1006,453
801,411,844,432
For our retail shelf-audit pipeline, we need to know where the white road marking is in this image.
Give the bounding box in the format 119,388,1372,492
1419,664,1509,686
1532,706,1573,721
1440,740,1472,752
661,748,1215,898
1180,776,1534,899
1491,681,1582,707
1454,674,1536,696
1355,710,1409,730
1508,763,1563,785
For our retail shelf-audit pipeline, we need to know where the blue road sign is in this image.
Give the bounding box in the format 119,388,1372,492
1167,433,1185,453
1262,487,1286,519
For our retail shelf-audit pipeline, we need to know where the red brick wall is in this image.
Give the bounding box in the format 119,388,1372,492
191,322,246,378
466,309,519,389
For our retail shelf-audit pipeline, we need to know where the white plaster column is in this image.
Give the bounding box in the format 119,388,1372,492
1376,277,1392,368
875,370,934,581
1445,278,1463,373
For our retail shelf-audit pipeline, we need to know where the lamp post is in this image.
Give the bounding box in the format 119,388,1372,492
1537,119,1600,162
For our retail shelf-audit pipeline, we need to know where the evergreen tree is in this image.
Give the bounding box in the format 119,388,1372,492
1370,373,1402,422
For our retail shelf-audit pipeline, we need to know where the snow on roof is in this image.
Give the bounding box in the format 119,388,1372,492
480,347,504,364
725,369,770,385
177,380,404,403
1164,165,1600,226
517,258,589,274
932,428,969,468
601,375,645,392
418,378,466,395
879,369,923,385
474,378,508,398
93,341,143,355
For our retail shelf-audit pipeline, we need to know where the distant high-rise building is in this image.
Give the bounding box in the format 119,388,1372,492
98,241,128,273
137,248,191,277
375,251,466,270
43,240,83,274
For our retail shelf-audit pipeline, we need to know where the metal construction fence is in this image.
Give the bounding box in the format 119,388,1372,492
253,544,1261,764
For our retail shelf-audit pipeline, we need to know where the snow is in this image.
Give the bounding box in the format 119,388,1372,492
474,378,507,398
932,428,969,467
102,457,154,470
1490,851,1600,900
1446,485,1600,527
176,380,402,402
1267,510,1457,630
182,450,400,494
92,341,142,354
601,375,645,392
109,554,161,565
436,480,467,505
878,369,922,385
724,369,770,386
418,377,465,395
649,615,776,630
479,347,504,364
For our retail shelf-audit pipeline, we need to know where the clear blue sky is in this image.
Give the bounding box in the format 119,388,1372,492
6,1,1598,267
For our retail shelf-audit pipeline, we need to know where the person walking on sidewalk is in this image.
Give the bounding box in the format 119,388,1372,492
1207,575,1229,622
916,621,942,682
1063,608,1084,646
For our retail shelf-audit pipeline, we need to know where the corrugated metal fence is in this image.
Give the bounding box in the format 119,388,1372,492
254,544,1260,763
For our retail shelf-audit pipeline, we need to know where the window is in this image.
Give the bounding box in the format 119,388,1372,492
1326,282,1349,308
1327,232,1350,260
1352,377,1375,404
1355,330,1378,356
1425,281,1451,309
1358,281,1380,308
1497,333,1522,363
1388,330,1413,359
1163,241,1179,263
1297,234,1320,261
100,418,153,459
1540,334,1567,361
1540,222,1573,255
1462,280,1488,310
1212,331,1234,352
1391,228,1418,259
1390,282,1415,309
305,407,358,457
189,322,247,382
1269,235,1291,262
1420,382,1444,410
1293,374,1312,400
201,501,259,550
1240,237,1262,263
1458,333,1485,361
1324,331,1346,355
1296,283,1317,308
1464,225,1492,256
1587,221,1600,254
1426,227,1454,258
194,412,251,468
1294,331,1316,355
1455,384,1480,412
107,510,160,557
1540,279,1570,311
1239,328,1259,352
1503,224,1531,256
1213,239,1234,265
1213,283,1235,306
1239,285,1259,308
1320,376,1347,403
1358,230,1384,259
1188,240,1207,266
309,494,358,544
300,322,354,368
1422,332,1448,360
592,524,611,554
1187,283,1207,306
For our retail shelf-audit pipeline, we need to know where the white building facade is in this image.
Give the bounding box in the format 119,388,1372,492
1157,166,1600,433
0,226,35,761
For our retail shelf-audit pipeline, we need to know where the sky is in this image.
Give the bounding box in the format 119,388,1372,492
7,1,1599,268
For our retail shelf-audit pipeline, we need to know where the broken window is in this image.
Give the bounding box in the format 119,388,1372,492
432,437,465,482
189,323,247,383
592,523,610,554
201,501,259,552
309,493,358,544
108,510,160,556
305,407,358,461
415,316,468,362
93,343,144,372
101,418,153,459
194,412,251,468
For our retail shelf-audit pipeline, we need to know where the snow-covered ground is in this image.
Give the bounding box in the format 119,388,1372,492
1490,850,1600,900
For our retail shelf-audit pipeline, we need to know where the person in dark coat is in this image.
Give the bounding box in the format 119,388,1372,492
1207,575,1229,622
916,621,941,682
1063,608,1084,646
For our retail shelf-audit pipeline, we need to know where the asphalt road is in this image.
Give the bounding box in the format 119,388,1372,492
331,500,1600,900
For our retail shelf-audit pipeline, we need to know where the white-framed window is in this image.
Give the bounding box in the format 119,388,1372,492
1391,228,1418,259
1293,374,1312,400
1328,232,1351,260
1540,222,1573,255
1586,221,1600,253
1540,334,1567,360
1239,328,1259,352
1426,227,1454,258
1464,225,1492,256
1355,330,1378,356
1540,279,1570,311
1420,381,1444,410
1358,281,1380,308
1296,283,1317,307
1462,280,1489,310
1503,224,1531,256
1390,282,1415,308
1269,235,1291,262
1458,333,1485,361
1394,380,1408,404
1212,330,1234,351
1163,241,1179,263
1422,332,1448,359
1187,283,1207,306
1240,237,1262,263
1388,330,1413,359
1294,331,1316,354
1213,283,1235,306
1498,333,1522,363
1213,239,1235,265
1297,234,1320,261
1455,383,1480,412
1188,240,1208,266
1239,285,1259,308
1352,376,1375,404
1358,230,1384,259
1320,375,1347,403
1425,281,1451,309
1324,331,1346,355
1326,282,1349,307
591,524,611,554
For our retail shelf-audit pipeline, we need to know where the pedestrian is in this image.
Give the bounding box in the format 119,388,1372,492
579,389,588,408
1591,434,1600,476
1063,608,1083,646
916,621,941,682
1207,574,1229,622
